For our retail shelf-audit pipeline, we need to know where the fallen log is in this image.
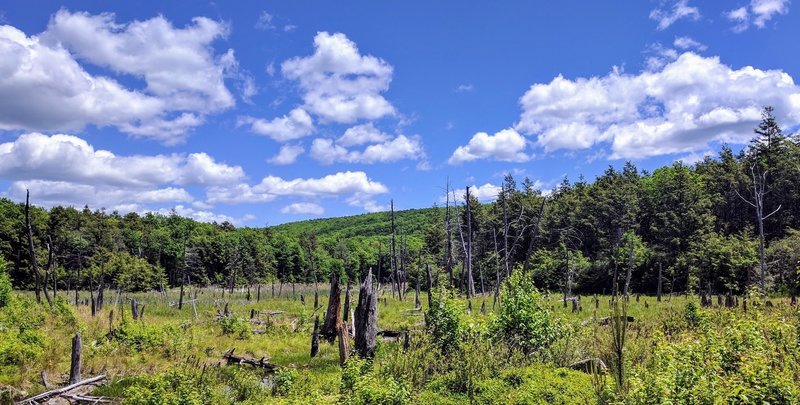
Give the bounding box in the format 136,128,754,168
61,394,113,403
18,374,107,404
222,349,278,372
569,358,608,374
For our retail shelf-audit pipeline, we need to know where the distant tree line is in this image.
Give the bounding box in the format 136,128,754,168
1,107,799,301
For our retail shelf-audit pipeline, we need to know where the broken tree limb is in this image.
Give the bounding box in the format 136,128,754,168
19,374,107,404
222,349,278,372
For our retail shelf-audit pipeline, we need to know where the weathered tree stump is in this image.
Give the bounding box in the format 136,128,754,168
322,272,342,343
355,269,378,358
69,332,82,384
131,299,140,321
311,315,320,358
337,321,350,366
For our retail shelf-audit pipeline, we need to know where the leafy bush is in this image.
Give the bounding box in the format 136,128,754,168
489,269,561,355
110,320,191,357
272,368,297,396
425,288,466,354
122,367,213,405
627,311,800,404
341,357,411,405
218,316,251,340
0,259,11,308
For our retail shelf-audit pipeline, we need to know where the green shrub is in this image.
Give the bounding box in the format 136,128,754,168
0,259,11,308
109,320,190,357
341,357,411,405
218,316,251,340
122,367,213,405
272,368,297,396
489,269,561,355
425,288,466,354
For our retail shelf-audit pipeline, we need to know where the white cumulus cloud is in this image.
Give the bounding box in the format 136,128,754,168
268,144,305,165
239,108,315,142
0,10,238,143
516,52,800,159
448,128,529,164
281,202,324,215
281,32,395,123
206,171,389,210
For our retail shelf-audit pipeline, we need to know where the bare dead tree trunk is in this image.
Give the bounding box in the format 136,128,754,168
445,180,454,287
25,190,49,306
337,321,350,366
390,200,402,300
426,263,433,308
563,245,571,308
131,299,140,321
179,246,188,310
311,315,320,357
343,281,352,323
355,268,378,358
736,163,781,294
322,272,342,343
69,332,82,384
657,263,663,302
623,237,634,297
465,187,475,297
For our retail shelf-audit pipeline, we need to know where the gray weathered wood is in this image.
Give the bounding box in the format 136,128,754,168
69,332,82,384
355,268,378,358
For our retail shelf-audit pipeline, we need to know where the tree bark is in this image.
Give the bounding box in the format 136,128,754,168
25,190,50,306
69,332,82,384
310,315,320,357
321,272,342,342
355,268,378,358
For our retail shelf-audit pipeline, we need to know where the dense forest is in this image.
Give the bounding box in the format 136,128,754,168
2,107,799,302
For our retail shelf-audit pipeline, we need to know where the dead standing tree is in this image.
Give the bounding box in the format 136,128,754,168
355,268,378,358
736,162,781,294
321,271,342,343
25,190,52,306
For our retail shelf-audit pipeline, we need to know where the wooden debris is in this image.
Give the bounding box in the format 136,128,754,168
19,374,107,404
222,349,278,372
569,358,608,374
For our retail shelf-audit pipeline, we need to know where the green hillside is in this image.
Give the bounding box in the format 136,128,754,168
270,206,443,242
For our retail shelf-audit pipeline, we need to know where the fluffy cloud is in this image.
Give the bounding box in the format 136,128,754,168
673,36,706,51
336,123,390,147
0,133,250,222
239,108,315,141
281,202,324,215
281,32,395,123
726,0,790,32
155,205,253,224
268,144,305,165
0,133,244,186
206,171,388,207
0,10,237,142
448,128,529,164
311,134,424,165
516,52,800,159
8,180,192,211
649,0,701,30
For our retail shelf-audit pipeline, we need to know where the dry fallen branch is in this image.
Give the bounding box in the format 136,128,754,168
222,349,278,373
18,374,107,404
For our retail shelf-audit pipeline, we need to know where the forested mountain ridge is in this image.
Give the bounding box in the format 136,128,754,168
1,108,799,300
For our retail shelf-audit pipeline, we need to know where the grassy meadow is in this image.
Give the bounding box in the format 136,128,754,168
2,282,799,404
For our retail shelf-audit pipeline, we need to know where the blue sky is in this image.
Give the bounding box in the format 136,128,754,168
1,0,799,225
